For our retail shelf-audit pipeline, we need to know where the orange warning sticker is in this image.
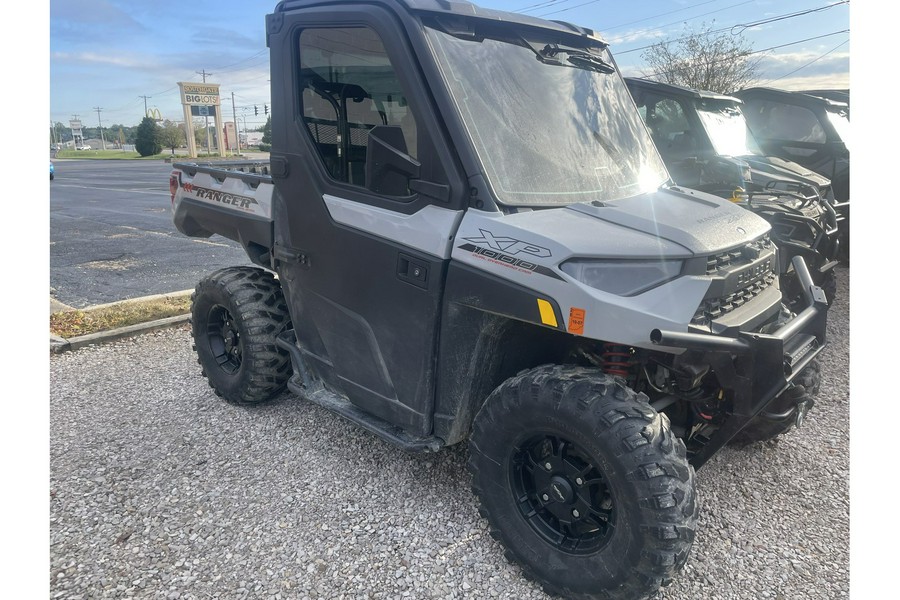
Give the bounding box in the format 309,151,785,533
568,307,586,335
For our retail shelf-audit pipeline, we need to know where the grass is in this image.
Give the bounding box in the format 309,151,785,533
50,295,192,338
54,149,262,160
56,149,159,159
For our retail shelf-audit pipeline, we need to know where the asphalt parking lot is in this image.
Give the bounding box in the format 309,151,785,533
50,159,251,308
48,267,850,599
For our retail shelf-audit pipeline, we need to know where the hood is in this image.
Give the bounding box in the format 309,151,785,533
740,154,831,190
559,186,770,256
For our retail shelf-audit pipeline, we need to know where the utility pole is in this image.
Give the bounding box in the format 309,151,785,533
139,95,152,117
197,70,213,155
94,107,106,151
231,92,241,155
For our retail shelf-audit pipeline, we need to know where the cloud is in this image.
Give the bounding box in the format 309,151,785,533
758,49,850,68
189,27,263,52
606,27,669,48
50,0,145,45
51,51,161,70
768,72,850,91
51,0,144,28
755,48,849,85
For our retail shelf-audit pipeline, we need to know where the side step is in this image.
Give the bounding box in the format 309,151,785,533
277,331,444,453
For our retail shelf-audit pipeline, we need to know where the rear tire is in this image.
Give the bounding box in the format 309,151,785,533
469,365,698,600
191,266,292,405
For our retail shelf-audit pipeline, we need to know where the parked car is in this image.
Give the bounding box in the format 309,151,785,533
77,145,92,151
50,161,55,180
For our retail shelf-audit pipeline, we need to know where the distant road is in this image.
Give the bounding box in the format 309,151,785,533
50,159,252,308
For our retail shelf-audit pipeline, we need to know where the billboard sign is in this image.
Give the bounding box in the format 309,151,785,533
178,82,220,106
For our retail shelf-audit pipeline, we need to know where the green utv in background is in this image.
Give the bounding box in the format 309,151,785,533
170,2,830,598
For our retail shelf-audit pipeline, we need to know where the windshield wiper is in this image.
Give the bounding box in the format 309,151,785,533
529,42,615,74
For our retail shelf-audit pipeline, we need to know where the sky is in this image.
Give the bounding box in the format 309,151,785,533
46,0,851,130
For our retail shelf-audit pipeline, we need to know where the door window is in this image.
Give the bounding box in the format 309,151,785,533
297,27,418,193
742,99,826,144
644,97,699,157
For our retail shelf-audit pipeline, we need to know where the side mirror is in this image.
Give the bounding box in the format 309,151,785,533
366,125,420,196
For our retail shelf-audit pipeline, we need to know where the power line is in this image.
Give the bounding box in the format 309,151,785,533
616,1,847,55
536,0,601,18
207,49,267,72
601,0,754,39
515,0,575,14
731,1,849,35
758,39,849,86
641,29,850,79
601,0,723,32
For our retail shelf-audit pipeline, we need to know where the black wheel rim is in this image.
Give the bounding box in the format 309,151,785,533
509,433,616,555
206,304,242,375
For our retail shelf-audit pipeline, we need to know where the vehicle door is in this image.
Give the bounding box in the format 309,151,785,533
267,5,467,435
634,93,704,189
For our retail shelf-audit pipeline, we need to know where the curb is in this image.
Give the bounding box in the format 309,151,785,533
73,289,193,313
50,290,194,354
50,315,191,354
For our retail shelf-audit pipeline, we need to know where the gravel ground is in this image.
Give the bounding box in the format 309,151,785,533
49,266,849,600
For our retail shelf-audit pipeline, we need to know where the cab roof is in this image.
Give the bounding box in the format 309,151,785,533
273,0,606,44
734,87,849,110
624,77,741,104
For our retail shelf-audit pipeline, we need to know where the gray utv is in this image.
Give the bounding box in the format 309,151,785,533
171,1,829,598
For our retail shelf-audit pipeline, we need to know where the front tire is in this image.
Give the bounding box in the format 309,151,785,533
191,266,292,405
469,365,698,600
729,359,820,445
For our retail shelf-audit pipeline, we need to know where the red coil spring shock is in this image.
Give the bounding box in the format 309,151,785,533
600,343,635,378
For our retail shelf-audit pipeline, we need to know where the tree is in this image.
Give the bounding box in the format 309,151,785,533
193,121,208,152
107,123,136,144
158,120,185,155
52,122,69,144
261,116,272,145
134,116,162,157
641,22,761,94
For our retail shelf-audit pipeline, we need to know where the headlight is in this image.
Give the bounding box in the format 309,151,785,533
560,259,683,296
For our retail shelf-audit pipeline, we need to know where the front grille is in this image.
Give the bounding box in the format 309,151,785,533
693,235,777,327
705,235,773,274
691,273,777,326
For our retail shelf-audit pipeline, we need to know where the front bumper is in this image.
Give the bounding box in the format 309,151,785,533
651,256,828,469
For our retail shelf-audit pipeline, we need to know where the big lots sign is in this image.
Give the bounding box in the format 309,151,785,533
178,82,220,106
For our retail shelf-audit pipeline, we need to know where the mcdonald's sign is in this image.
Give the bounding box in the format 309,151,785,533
146,108,163,121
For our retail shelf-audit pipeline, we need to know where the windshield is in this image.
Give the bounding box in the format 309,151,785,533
694,101,762,157
424,24,668,206
826,108,850,151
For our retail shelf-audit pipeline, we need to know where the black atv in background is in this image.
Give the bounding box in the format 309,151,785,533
734,86,850,257
626,78,842,304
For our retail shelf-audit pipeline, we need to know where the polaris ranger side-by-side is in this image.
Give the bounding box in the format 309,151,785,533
171,2,828,599
625,77,842,304
734,86,850,256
